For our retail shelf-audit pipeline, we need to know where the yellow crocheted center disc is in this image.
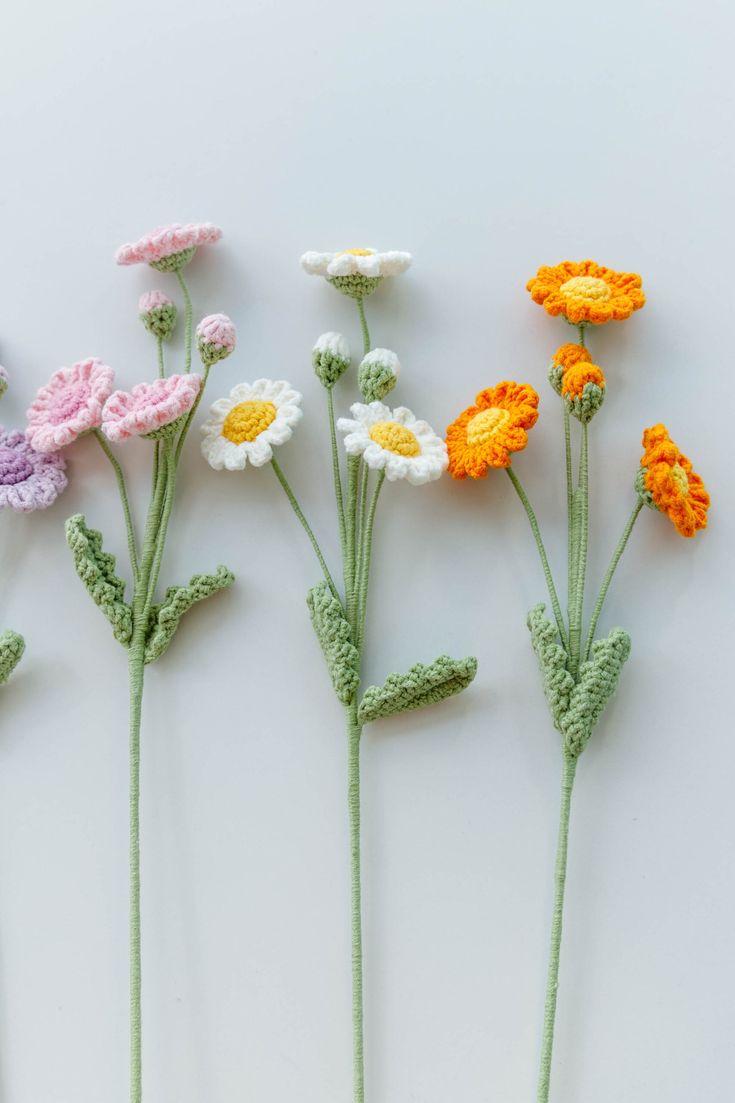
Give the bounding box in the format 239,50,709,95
369,420,420,456
466,407,510,445
336,248,374,257
670,461,689,496
222,400,277,444
559,276,612,303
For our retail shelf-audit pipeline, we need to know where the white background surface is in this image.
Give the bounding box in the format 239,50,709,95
0,2,732,1101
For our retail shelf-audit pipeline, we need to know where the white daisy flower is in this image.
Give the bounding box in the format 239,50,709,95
201,379,302,470
301,248,412,299
337,402,447,486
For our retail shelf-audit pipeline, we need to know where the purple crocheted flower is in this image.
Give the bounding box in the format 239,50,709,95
0,427,67,512
115,223,222,272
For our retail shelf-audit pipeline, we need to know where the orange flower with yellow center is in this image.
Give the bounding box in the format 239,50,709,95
446,381,539,479
527,261,645,325
638,424,709,537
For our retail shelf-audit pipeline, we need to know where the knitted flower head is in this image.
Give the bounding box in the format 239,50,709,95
301,248,412,299
116,222,222,272
101,374,202,443
201,379,303,469
313,332,351,388
446,382,540,478
0,427,67,511
636,424,709,537
26,358,115,453
527,261,645,325
196,313,236,367
338,402,446,485
358,348,400,402
139,291,177,340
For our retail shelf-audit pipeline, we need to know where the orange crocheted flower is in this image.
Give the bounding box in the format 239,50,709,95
527,261,645,325
562,363,605,399
638,424,709,537
446,381,539,479
552,343,592,371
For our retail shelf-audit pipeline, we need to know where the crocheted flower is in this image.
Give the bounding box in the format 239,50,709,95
26,358,115,452
313,332,351,388
139,290,177,340
301,248,412,299
358,349,400,402
201,379,303,470
116,222,222,272
446,382,539,479
636,424,709,537
0,366,8,399
0,427,67,511
561,363,606,423
337,402,447,485
101,374,202,443
196,314,236,367
527,261,645,325
548,342,592,395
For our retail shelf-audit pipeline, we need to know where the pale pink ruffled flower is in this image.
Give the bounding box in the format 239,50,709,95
138,290,173,312
101,374,202,443
115,223,222,268
26,358,115,453
196,313,236,366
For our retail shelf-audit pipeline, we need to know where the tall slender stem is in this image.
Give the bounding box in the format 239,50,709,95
347,701,365,1103
583,500,643,663
156,337,165,379
356,297,370,356
345,456,361,625
564,408,575,623
356,471,385,649
144,439,177,617
568,425,589,677
505,467,568,650
270,458,340,598
327,387,347,557
537,752,577,1103
176,270,193,373
94,430,139,577
175,365,210,464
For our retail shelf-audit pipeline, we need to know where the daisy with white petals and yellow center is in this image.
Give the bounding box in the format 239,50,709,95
200,379,303,469
337,401,447,485
301,248,412,299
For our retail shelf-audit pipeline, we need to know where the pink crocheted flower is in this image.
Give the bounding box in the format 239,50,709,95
26,358,115,453
115,223,222,271
196,313,236,366
101,374,202,443
138,290,173,312
0,427,67,512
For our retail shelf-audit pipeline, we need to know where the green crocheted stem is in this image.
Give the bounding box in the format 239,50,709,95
157,336,165,379
327,387,347,561
506,467,568,651
537,752,577,1103
0,629,25,685
174,364,210,464
347,702,365,1103
355,471,385,651
356,297,371,356
568,425,589,678
345,455,361,626
271,458,340,598
175,269,193,373
94,430,139,578
564,406,574,624
583,500,643,663
128,642,144,1103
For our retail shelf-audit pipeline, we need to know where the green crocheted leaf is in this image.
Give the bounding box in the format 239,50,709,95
0,629,25,685
306,581,360,704
357,654,478,725
561,627,631,756
527,603,574,731
65,514,133,646
144,565,235,664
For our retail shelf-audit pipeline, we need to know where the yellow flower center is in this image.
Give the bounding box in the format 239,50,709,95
368,420,421,456
336,248,375,257
670,461,689,497
222,400,277,444
559,275,612,303
467,407,510,445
